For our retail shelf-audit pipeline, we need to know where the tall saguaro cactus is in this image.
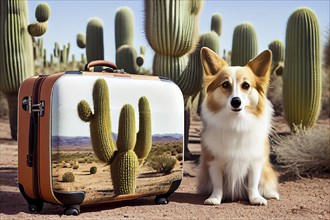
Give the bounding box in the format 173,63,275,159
0,0,49,140
77,79,152,195
268,40,284,76
86,17,104,62
115,7,134,50
145,0,204,97
231,22,258,66
283,8,322,130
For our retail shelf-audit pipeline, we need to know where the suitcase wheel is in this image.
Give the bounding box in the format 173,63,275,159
155,196,168,205
64,205,80,216
28,202,43,213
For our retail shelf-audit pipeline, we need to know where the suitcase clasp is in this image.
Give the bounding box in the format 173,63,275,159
22,97,45,116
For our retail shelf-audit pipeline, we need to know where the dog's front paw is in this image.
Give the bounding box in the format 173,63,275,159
204,197,221,205
249,195,267,206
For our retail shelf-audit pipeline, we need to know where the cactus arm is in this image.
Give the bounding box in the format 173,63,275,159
77,100,93,122
134,97,152,163
116,104,136,152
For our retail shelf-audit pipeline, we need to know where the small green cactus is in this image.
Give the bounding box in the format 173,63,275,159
90,166,97,174
116,45,139,73
62,172,75,182
268,40,284,76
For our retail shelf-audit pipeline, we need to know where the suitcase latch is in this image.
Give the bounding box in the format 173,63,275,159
22,97,45,116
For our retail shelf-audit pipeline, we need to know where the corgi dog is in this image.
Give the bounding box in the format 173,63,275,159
197,47,279,206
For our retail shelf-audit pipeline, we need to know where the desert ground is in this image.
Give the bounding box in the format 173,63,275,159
0,116,329,219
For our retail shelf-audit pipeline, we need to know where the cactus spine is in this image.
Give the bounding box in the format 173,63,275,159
86,18,104,62
283,8,322,130
77,79,152,195
231,22,258,66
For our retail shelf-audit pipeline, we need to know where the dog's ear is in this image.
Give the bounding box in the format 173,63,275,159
247,50,272,78
200,47,227,76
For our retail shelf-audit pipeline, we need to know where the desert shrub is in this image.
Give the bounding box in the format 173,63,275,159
148,154,177,175
73,164,79,169
62,172,75,182
176,153,183,161
273,125,330,178
90,166,97,174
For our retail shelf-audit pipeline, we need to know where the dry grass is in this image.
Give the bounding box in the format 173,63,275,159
272,125,330,178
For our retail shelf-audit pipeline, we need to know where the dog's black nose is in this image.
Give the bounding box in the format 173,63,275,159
231,97,241,108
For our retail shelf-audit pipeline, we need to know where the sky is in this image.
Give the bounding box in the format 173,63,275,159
51,75,184,137
27,0,330,70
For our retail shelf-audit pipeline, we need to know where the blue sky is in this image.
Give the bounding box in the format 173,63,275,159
28,0,329,70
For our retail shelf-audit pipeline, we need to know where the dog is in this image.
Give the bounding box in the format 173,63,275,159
197,47,279,206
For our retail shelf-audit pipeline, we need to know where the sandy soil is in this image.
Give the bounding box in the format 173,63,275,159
0,116,329,219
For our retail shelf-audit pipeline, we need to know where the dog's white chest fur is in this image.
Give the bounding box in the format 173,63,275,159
200,100,273,200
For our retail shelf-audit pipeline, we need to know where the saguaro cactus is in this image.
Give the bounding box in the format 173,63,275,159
0,0,49,140
77,79,152,195
115,7,134,50
283,8,322,130
268,40,284,76
86,17,104,62
231,22,258,66
145,0,204,97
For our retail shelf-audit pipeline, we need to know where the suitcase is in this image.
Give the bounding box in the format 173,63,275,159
17,61,184,215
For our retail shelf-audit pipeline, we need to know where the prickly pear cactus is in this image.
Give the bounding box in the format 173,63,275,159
283,8,322,130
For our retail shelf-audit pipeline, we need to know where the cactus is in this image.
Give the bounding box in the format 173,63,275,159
86,17,104,62
231,22,258,66
76,33,86,49
77,79,116,163
268,40,284,76
134,97,152,164
77,79,152,195
0,0,37,140
90,166,97,174
35,2,50,22
62,172,75,182
115,7,134,50
116,45,139,73
211,13,222,36
283,8,322,130
28,2,50,37
145,0,203,56
111,104,139,195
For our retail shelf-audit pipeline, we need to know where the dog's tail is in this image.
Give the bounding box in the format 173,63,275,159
259,160,280,200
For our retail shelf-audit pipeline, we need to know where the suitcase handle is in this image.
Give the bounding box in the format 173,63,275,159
84,60,117,73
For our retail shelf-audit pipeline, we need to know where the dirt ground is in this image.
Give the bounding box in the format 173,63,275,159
0,116,329,219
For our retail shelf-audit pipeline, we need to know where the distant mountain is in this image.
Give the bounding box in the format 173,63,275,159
52,133,183,147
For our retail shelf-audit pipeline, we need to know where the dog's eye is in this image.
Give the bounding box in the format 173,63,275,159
242,82,250,90
221,81,230,89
